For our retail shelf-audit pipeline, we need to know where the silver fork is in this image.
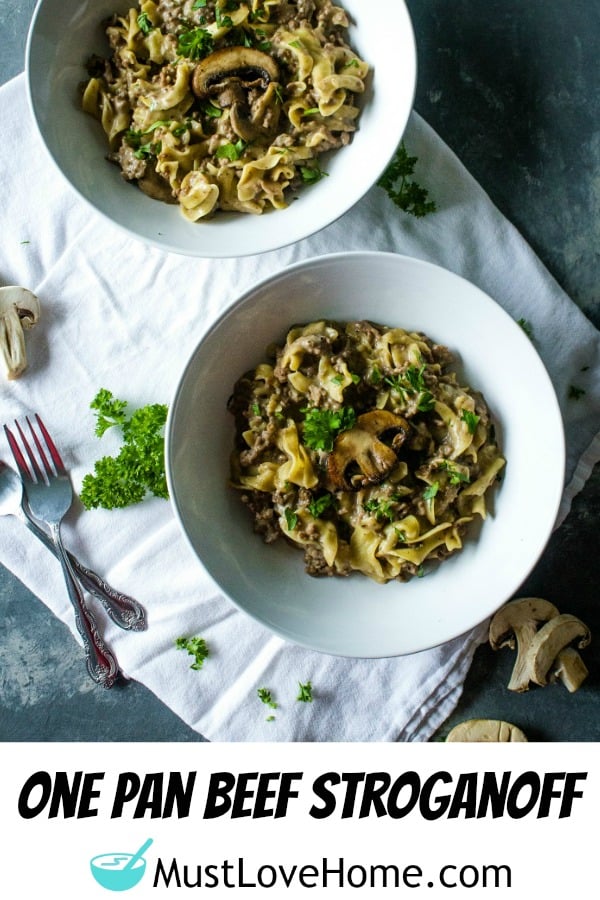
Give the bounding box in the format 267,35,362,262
4,415,120,689
0,460,146,631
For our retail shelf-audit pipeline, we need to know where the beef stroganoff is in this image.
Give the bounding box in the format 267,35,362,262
228,320,505,584
81,0,369,220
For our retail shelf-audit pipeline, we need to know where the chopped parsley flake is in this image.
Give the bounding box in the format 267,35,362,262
568,385,586,400
257,687,277,709
364,498,396,522
175,635,210,670
299,163,328,185
297,681,313,702
137,12,153,33
423,481,440,501
385,364,434,410
440,461,470,485
308,493,335,518
215,6,234,27
215,139,247,160
460,410,480,434
177,26,214,59
201,100,223,118
125,120,170,157
284,508,299,530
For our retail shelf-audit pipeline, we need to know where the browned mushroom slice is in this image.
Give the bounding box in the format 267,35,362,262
328,410,409,491
192,47,280,98
192,47,280,141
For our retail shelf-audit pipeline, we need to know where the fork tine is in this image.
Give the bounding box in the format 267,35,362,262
34,414,66,475
15,419,46,483
3,424,33,481
26,415,54,480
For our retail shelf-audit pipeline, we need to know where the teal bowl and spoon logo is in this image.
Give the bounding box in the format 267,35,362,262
90,838,153,891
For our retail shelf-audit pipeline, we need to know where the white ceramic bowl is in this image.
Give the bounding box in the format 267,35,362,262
166,252,565,657
25,0,416,258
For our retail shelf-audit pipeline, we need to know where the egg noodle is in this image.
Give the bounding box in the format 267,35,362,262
228,320,505,584
81,0,369,219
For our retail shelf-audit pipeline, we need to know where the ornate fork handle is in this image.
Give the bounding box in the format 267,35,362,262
49,521,120,688
18,508,146,631
72,559,146,630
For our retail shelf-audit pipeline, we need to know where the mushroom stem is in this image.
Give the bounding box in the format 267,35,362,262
552,647,589,693
529,613,591,691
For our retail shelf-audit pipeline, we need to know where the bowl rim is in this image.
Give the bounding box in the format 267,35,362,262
165,250,566,657
24,0,418,258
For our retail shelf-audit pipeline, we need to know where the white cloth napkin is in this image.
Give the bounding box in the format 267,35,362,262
1,73,599,741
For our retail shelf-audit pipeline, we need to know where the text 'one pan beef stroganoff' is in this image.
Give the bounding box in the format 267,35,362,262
81,0,369,220
228,321,505,584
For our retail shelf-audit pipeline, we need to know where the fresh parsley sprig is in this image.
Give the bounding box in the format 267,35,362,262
90,388,128,436
297,681,313,703
378,142,436,217
177,26,214,59
385,364,435,411
80,389,168,510
175,636,210,670
301,406,356,452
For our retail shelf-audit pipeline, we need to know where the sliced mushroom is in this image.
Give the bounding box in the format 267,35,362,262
446,719,528,742
529,613,591,692
328,410,409,491
488,597,560,692
0,286,41,380
191,46,280,140
192,47,280,98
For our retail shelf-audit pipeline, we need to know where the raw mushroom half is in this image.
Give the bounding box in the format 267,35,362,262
489,597,591,693
529,613,591,692
446,719,528,742
0,286,40,379
191,46,281,141
488,596,560,692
